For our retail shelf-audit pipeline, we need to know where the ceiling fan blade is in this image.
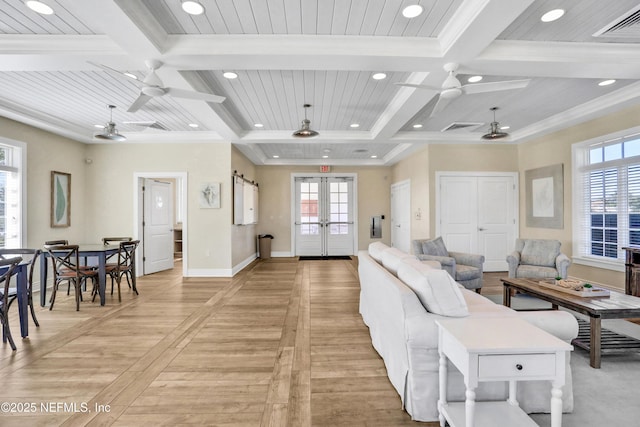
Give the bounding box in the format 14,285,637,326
127,93,153,112
165,87,225,103
462,79,530,95
123,121,170,131
87,61,143,86
394,82,441,91
429,95,453,118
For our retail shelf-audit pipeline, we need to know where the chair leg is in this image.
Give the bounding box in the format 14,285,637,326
2,316,17,351
49,280,59,310
74,280,81,311
28,295,40,327
116,275,122,302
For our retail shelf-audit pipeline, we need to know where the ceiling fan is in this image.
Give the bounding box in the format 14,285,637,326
396,63,530,117
89,59,225,112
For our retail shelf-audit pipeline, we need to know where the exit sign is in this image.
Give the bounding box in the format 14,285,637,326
320,165,331,173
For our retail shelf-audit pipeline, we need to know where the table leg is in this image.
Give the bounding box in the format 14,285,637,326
17,267,28,338
39,254,48,307
590,316,602,368
438,351,447,427
465,388,476,427
98,253,107,306
550,381,563,427
503,284,512,307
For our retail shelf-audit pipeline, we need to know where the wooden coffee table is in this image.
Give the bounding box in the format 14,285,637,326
501,277,640,368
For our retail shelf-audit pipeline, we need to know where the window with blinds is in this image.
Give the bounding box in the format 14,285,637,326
574,132,640,267
0,142,22,249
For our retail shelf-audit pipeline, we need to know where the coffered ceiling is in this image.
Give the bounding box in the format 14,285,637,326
1,0,640,165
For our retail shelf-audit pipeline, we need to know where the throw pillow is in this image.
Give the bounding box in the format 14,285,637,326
421,236,449,257
520,239,561,267
397,262,469,317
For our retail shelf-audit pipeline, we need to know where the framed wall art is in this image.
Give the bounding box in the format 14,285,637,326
525,163,563,229
51,171,71,227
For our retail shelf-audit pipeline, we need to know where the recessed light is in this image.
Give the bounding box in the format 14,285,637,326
123,72,137,80
500,126,510,130
413,124,423,129
598,79,616,86
468,75,483,83
94,124,104,129
188,123,199,128
322,155,329,159
371,155,378,159
350,123,360,128
223,71,238,79
254,123,264,128
372,72,387,80
181,1,205,15
323,148,332,153
25,1,54,15
541,9,565,22
273,155,279,158
402,5,424,18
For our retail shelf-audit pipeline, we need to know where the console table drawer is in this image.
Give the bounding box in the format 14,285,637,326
478,353,556,380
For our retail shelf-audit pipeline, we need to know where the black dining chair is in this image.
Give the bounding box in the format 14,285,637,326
44,245,98,311
101,240,139,302
0,249,42,327
0,256,23,351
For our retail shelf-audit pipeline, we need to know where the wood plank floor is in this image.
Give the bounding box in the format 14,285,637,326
0,258,431,426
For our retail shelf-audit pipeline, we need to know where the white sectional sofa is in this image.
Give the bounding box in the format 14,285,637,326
358,242,579,422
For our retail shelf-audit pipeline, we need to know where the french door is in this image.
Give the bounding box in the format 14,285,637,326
294,176,355,257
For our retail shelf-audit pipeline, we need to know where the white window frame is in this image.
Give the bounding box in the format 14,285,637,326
572,125,640,272
0,138,26,248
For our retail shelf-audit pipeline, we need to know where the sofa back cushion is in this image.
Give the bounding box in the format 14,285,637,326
521,239,561,267
368,242,390,263
397,261,469,317
381,247,416,276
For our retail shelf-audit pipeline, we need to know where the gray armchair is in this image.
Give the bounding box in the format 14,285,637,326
411,237,484,292
506,238,571,279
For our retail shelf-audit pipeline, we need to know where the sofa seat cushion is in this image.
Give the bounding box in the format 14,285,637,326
517,265,558,279
455,264,481,281
520,239,560,267
398,261,469,317
421,236,449,257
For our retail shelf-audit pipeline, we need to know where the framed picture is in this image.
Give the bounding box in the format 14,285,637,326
51,171,71,227
199,182,221,208
525,163,563,229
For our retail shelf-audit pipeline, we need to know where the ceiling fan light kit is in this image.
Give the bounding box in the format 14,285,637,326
292,104,319,138
94,105,126,142
481,107,509,140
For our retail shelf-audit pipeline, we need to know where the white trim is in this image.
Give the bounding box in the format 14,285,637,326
232,253,257,276
133,172,188,278
0,137,26,247
187,268,233,277
572,256,625,273
290,172,359,256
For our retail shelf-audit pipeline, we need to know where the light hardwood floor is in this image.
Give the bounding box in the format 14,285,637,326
0,258,433,426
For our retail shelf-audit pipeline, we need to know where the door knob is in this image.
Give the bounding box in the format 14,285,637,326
478,227,486,231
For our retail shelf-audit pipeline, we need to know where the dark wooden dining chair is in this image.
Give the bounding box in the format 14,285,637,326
44,245,98,311
102,237,132,245
0,249,41,327
101,240,139,302
0,256,23,351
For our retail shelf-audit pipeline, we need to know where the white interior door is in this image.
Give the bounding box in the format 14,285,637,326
391,180,411,252
438,173,517,272
143,179,174,274
294,176,355,256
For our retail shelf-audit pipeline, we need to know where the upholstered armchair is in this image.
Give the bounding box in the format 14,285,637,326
506,238,571,279
411,237,485,292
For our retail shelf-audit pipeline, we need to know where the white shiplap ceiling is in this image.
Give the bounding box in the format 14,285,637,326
1,0,640,165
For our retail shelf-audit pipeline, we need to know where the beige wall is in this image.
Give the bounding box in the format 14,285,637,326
255,165,392,254
391,148,430,242
231,146,257,267
0,117,88,247
85,142,233,273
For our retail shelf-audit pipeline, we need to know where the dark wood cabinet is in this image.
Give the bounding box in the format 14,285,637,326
623,247,640,296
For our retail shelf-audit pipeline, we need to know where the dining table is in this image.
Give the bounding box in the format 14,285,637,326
0,257,32,338
40,244,120,307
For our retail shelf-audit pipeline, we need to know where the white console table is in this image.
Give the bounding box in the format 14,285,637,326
436,317,573,427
